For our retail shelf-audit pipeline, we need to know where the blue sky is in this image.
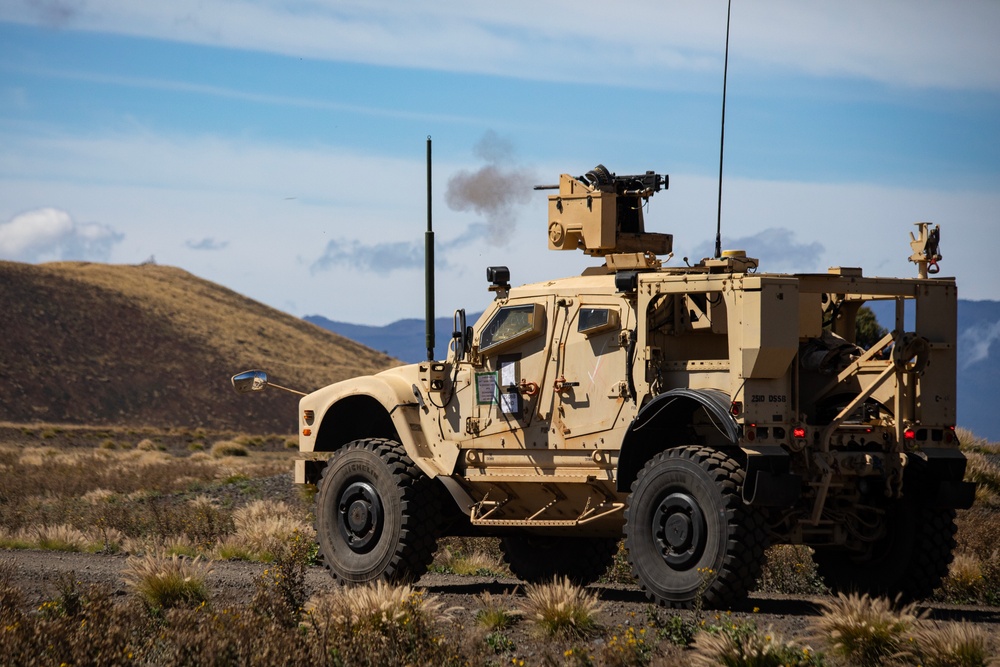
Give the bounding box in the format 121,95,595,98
1,1,998,331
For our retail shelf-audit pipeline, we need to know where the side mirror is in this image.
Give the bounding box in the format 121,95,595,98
451,309,469,360
232,369,269,394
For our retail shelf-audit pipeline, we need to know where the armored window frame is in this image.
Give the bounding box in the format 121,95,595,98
577,307,620,336
480,303,545,354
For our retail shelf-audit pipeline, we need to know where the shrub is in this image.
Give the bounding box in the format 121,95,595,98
484,630,516,654
519,577,601,638
250,529,313,627
0,558,24,610
211,440,249,458
601,625,654,666
756,545,827,595
0,582,155,666
646,608,698,646
122,552,212,610
811,593,921,667
951,508,1000,605
602,539,635,584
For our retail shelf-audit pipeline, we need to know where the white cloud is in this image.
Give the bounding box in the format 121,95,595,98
960,320,1000,369
0,207,124,262
185,237,228,251
3,1,998,91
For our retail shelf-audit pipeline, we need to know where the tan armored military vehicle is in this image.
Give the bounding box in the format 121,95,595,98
234,166,973,608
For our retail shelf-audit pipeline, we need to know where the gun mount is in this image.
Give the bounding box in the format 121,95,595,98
539,165,672,265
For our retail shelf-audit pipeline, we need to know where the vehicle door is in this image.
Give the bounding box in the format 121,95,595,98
440,295,558,448
549,297,632,439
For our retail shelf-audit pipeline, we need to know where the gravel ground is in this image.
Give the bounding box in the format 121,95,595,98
4,548,1000,663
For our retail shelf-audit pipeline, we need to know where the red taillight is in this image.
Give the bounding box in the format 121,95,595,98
792,427,806,439
904,428,916,440
945,427,955,444
731,401,742,416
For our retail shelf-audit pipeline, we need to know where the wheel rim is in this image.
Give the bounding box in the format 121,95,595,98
337,479,384,553
652,491,706,569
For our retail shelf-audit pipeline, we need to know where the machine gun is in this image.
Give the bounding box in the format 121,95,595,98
578,165,668,198
537,165,673,263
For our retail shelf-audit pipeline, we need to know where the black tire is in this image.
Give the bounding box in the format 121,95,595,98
624,446,767,609
814,502,957,600
315,438,439,584
500,535,619,585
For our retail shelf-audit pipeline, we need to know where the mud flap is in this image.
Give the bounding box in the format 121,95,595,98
907,448,976,509
295,459,326,485
742,446,802,508
930,480,976,510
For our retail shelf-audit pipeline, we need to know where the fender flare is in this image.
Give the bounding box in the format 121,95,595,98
299,375,459,480
615,388,740,492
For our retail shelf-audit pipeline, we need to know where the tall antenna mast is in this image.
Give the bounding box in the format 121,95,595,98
715,0,732,259
425,136,435,361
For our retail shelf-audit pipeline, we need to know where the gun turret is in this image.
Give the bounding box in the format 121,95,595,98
540,165,672,264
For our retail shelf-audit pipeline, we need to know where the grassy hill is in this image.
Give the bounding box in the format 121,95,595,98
0,261,397,434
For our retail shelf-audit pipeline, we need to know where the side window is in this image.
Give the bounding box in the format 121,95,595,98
578,307,620,336
480,303,545,353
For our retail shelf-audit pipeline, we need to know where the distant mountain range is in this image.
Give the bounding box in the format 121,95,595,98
307,299,1000,442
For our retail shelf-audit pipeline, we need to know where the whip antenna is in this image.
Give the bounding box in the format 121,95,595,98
715,0,732,259
425,136,435,361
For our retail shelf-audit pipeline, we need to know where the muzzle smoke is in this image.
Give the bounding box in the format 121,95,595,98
445,131,536,245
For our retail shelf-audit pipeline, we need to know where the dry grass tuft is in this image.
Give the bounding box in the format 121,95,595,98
519,577,602,638
474,591,520,631
435,546,507,576
211,440,249,458
302,580,472,665
214,499,314,562
811,592,922,667
964,452,1000,503
943,552,988,602
0,524,100,552
957,428,999,455
692,620,822,667
136,438,158,451
307,580,455,631
122,551,213,610
912,621,999,667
